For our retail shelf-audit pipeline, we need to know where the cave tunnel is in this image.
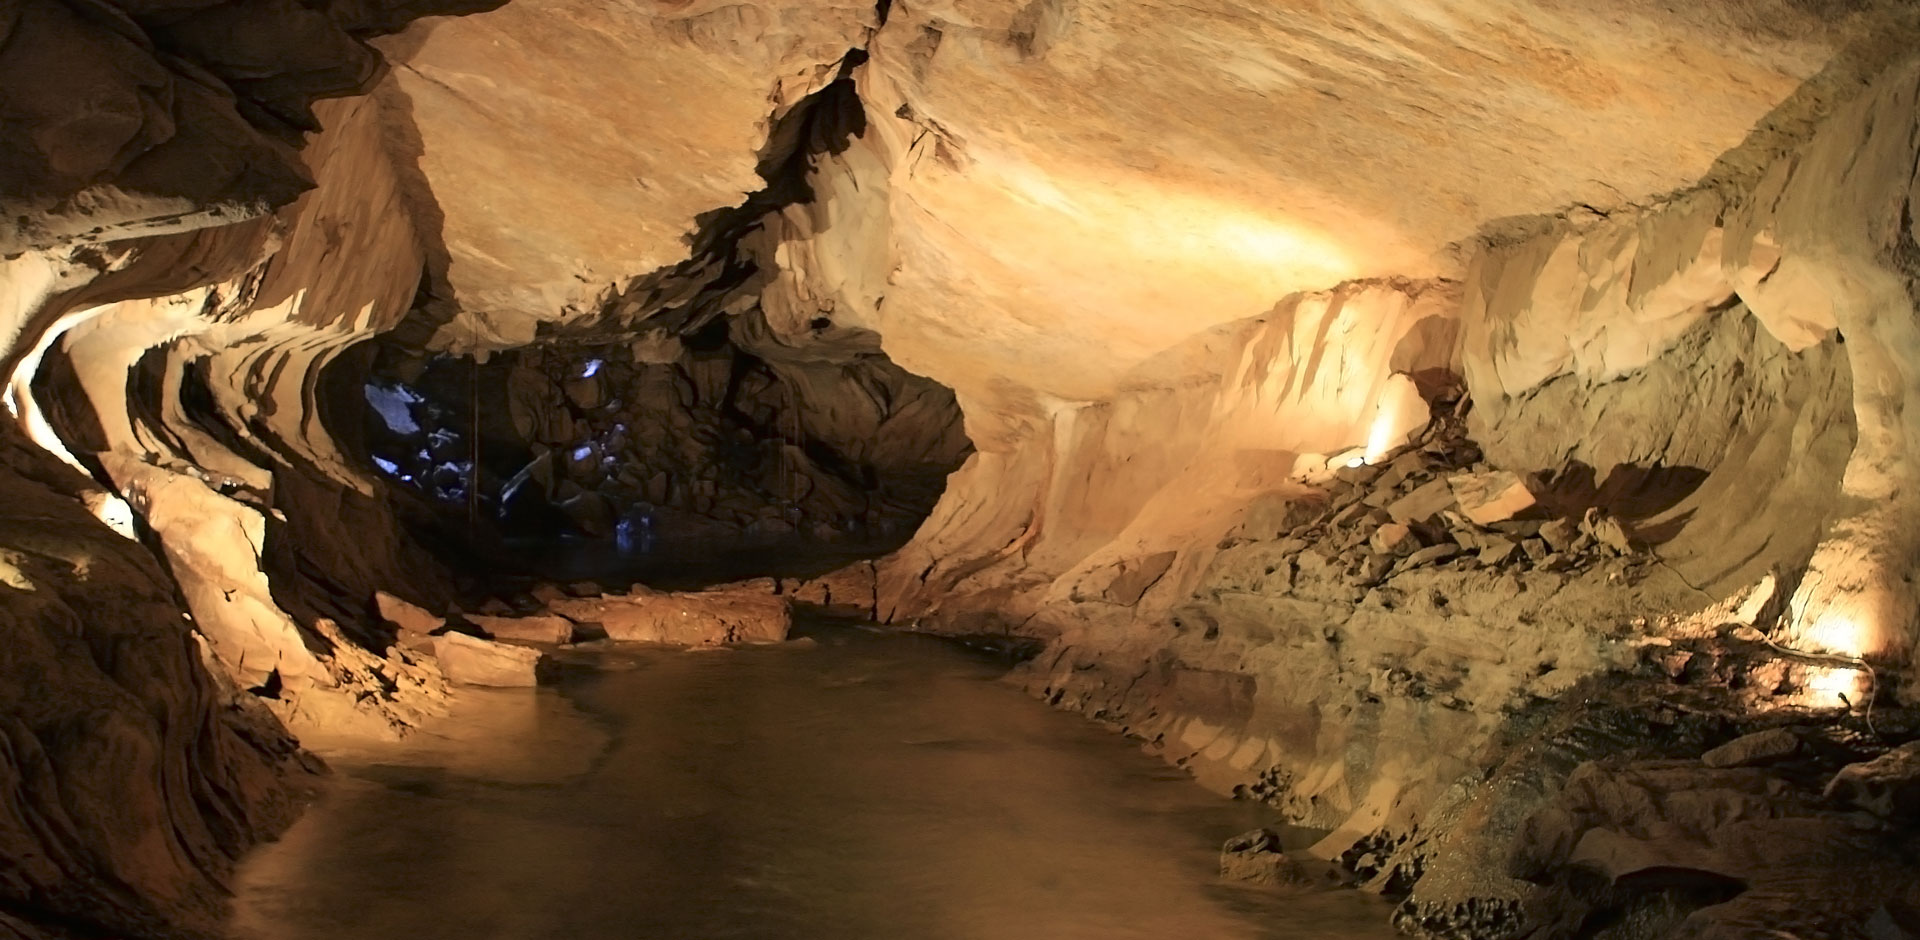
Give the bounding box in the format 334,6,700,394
348,316,971,588
4,1,1920,938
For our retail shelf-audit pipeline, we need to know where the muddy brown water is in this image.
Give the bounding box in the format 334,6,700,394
228,621,1401,939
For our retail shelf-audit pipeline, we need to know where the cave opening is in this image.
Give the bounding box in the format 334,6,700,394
344,318,971,590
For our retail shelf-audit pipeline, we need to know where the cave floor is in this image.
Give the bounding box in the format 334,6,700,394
226,620,1399,939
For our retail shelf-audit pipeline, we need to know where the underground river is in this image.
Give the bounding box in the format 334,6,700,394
226,619,1401,939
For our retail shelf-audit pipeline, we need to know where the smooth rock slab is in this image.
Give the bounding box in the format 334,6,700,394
467,613,574,645
548,588,792,646
1449,471,1539,526
432,633,543,687
375,591,442,636
1701,729,1802,769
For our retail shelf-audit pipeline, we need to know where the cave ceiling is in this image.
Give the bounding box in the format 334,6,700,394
361,0,1864,412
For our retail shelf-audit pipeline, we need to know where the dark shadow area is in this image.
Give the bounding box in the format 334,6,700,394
340,323,970,590
1533,461,1711,544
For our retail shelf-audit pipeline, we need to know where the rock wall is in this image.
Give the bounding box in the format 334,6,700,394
857,47,1920,940
3,1,1920,938
0,419,311,938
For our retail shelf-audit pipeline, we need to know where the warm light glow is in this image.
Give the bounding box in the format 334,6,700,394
1346,456,1367,469
84,490,139,541
1363,374,1428,464
1801,664,1870,710
7,304,109,472
5,304,139,540
1801,613,1871,659
1363,405,1398,464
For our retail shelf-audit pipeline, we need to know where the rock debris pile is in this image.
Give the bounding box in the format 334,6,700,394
1266,417,1657,594
371,565,879,686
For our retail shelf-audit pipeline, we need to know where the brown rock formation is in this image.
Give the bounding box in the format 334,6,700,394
546,586,793,646
4,1,1920,937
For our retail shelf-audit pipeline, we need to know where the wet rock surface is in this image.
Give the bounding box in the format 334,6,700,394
430,632,543,688
0,424,313,939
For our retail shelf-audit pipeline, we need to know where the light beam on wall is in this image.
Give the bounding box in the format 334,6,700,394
4,304,139,540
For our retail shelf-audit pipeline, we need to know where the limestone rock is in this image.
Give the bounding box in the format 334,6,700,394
1405,544,1461,569
431,632,544,688
1825,742,1920,821
467,613,574,645
1538,517,1580,554
1387,478,1456,524
1106,551,1178,605
1701,728,1802,769
1370,523,1420,557
1448,471,1539,526
1581,508,1635,555
375,591,443,636
790,561,878,617
548,588,792,646
1220,829,1349,890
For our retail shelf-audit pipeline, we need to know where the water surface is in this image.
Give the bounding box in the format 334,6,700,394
230,623,1399,939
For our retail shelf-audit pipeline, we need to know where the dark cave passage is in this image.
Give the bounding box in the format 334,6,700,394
346,321,971,589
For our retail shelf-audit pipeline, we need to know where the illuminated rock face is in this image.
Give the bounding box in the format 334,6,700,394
1,1,1920,938
368,0,877,348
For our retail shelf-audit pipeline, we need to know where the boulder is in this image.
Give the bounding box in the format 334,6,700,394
1582,508,1635,554
1387,478,1456,524
790,562,878,617
1220,829,1350,890
1539,517,1580,553
374,590,442,635
547,588,792,645
1475,535,1520,566
1405,543,1462,568
1370,522,1420,556
1701,729,1803,769
431,633,543,687
467,613,574,645
1448,471,1539,525
1825,742,1920,820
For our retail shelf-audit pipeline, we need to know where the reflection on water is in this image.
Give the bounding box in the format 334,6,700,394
229,623,1399,940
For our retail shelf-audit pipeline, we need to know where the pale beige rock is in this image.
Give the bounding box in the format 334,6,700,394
369,0,873,347
1701,729,1802,769
375,591,442,636
431,633,543,688
548,589,792,646
1388,479,1457,524
791,561,879,617
467,614,574,645
1448,472,1539,526
1369,523,1419,557
1824,742,1920,820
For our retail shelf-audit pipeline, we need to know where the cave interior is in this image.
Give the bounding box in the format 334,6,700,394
3,0,1920,937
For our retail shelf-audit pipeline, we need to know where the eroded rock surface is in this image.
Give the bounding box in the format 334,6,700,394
0,422,312,938
547,586,793,646
4,1,1920,939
